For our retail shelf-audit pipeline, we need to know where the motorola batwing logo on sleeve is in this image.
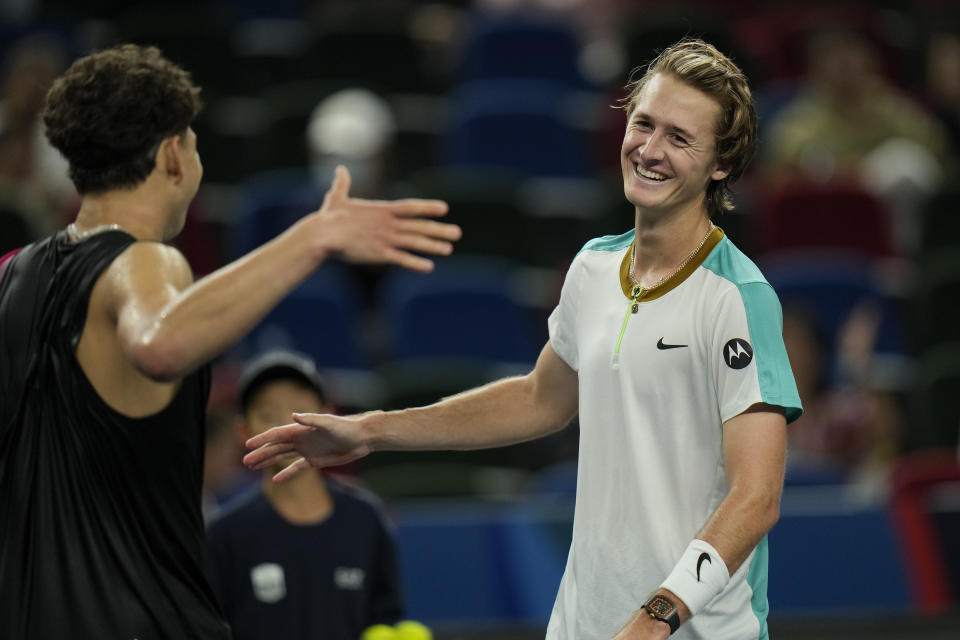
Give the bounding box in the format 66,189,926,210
723,338,753,369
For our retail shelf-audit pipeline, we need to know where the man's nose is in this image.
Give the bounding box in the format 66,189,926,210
639,130,666,163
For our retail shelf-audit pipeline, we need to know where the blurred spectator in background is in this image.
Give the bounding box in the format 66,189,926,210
230,87,398,256
307,87,397,198
764,29,951,253
202,368,258,519
0,34,74,240
206,351,403,640
783,304,903,500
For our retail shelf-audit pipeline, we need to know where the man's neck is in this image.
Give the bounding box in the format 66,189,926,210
631,204,713,288
262,469,334,526
72,185,171,242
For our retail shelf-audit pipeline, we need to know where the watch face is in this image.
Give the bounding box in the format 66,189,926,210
648,595,675,616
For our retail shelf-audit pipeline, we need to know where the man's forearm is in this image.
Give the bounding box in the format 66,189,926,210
138,219,323,379
366,374,572,453
653,403,786,631
696,483,780,574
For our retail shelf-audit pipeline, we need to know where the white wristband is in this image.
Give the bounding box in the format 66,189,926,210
660,539,730,616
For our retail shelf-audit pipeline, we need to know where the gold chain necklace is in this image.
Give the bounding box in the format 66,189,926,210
629,223,715,292
613,223,715,365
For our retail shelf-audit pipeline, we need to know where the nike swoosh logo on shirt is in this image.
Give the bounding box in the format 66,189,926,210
657,338,688,350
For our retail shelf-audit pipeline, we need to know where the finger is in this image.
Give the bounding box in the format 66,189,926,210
383,247,436,273
273,457,311,483
245,422,318,449
291,411,334,428
272,451,303,465
244,423,296,450
246,449,299,470
322,165,352,207
243,441,298,469
359,198,449,216
391,232,455,256
397,218,463,242
246,446,297,470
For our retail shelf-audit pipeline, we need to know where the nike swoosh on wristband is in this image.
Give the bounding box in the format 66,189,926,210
696,552,712,582
657,338,688,350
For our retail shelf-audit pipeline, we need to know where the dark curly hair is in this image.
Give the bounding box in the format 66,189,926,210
42,44,202,195
620,39,757,219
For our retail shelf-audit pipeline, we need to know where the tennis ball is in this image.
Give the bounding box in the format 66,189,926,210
394,620,432,640
360,624,397,640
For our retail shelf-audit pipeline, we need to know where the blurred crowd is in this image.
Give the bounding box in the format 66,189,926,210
3,0,960,508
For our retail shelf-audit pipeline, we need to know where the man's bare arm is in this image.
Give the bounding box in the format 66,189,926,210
108,167,459,381
697,404,787,568
652,404,787,627
244,342,580,482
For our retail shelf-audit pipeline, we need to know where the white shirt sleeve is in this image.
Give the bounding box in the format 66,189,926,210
711,284,766,423
548,256,582,372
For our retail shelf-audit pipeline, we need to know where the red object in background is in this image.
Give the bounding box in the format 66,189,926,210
755,179,897,260
732,2,899,84
890,449,960,613
0,247,22,279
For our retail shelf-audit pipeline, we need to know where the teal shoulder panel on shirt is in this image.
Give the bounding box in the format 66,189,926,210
702,237,803,424
578,229,634,255
701,234,766,285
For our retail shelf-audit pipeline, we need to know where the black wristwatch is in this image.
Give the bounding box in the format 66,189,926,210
642,594,680,634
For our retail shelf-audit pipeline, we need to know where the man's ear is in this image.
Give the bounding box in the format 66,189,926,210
711,164,730,182
158,135,184,183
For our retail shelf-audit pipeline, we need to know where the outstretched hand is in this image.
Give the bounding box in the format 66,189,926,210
315,165,461,272
243,411,374,483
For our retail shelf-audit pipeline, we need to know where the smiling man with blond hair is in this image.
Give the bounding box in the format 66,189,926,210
246,40,801,640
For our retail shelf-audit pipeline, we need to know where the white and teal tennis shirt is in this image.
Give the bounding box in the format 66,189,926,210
546,227,802,640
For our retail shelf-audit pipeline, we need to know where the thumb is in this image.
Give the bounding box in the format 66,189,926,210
292,412,333,429
322,165,351,207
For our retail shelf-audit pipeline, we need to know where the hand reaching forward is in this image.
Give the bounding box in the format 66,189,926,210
243,412,375,483
313,165,461,272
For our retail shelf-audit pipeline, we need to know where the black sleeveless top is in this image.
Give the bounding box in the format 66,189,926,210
0,231,231,639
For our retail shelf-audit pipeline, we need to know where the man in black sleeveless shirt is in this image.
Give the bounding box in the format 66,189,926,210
0,45,460,639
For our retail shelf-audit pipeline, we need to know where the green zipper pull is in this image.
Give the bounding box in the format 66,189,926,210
613,284,643,367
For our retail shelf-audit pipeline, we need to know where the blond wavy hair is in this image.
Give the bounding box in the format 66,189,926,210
621,39,757,218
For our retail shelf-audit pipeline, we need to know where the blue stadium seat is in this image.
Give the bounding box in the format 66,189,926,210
458,13,587,88
241,264,369,370
443,79,597,179
761,251,908,387
378,257,539,364
229,168,324,258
